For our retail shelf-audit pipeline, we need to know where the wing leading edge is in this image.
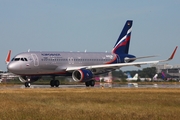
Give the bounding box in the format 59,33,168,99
66,46,178,72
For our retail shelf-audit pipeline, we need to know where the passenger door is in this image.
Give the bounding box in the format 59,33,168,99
31,54,39,66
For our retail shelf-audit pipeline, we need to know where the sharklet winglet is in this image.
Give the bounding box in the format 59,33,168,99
160,46,178,62
168,46,178,60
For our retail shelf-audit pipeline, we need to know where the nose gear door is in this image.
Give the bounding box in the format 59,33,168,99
31,54,39,66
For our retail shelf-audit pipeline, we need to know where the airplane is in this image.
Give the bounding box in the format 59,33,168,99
126,72,138,81
94,71,121,83
99,72,113,83
161,71,166,80
161,71,176,81
93,72,113,88
153,74,158,80
139,73,158,81
6,20,178,87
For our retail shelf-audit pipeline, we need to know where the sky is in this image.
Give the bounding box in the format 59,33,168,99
0,0,180,71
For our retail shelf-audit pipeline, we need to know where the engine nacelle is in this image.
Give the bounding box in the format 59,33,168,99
19,76,41,83
72,69,93,82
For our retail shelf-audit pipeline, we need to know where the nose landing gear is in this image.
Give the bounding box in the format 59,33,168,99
25,82,31,87
24,78,31,87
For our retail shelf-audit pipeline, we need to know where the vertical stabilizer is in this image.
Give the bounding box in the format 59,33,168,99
112,20,133,54
153,74,158,80
133,73,138,79
161,72,166,80
5,50,11,65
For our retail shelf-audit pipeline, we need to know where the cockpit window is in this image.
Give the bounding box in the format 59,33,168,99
14,58,20,61
12,57,28,61
11,58,14,61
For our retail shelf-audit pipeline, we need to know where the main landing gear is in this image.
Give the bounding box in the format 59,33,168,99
50,80,60,87
50,76,60,87
85,80,95,87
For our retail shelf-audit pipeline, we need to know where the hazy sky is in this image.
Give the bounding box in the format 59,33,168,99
0,0,180,71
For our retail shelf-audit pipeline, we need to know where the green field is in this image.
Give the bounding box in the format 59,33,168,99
0,88,180,120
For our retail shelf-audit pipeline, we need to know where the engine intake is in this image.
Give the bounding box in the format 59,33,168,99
72,69,93,82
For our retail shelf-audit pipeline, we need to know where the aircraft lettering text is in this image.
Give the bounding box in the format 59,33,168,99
106,55,113,59
41,53,61,56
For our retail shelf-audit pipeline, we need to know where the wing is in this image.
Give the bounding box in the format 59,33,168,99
124,55,158,62
66,46,177,72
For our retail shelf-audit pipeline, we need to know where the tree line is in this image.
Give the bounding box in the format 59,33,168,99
112,67,157,79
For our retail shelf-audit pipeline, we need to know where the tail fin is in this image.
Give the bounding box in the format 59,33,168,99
161,72,166,79
5,50,11,65
112,20,133,54
133,73,138,79
153,74,158,80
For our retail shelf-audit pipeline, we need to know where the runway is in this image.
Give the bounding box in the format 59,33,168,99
1,83,180,89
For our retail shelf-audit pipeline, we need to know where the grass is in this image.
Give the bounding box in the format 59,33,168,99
2,79,180,86
0,88,180,120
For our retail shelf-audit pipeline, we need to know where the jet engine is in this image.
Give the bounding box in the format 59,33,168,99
72,69,93,82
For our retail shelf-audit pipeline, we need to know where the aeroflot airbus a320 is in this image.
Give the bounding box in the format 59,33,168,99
6,20,177,87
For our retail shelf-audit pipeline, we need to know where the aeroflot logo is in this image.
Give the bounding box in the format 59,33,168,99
41,53,61,56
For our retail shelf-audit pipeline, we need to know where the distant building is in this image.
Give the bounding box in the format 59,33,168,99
151,64,180,80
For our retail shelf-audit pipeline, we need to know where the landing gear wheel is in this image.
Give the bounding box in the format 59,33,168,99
85,81,90,87
54,80,60,87
50,80,55,87
25,82,31,87
50,80,60,87
85,80,95,87
90,80,95,87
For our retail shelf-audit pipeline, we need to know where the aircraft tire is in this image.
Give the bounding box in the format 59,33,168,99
54,80,60,87
85,81,90,87
90,80,95,87
50,80,55,87
25,82,30,87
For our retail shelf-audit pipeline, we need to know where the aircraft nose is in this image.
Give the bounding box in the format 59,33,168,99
7,63,17,73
